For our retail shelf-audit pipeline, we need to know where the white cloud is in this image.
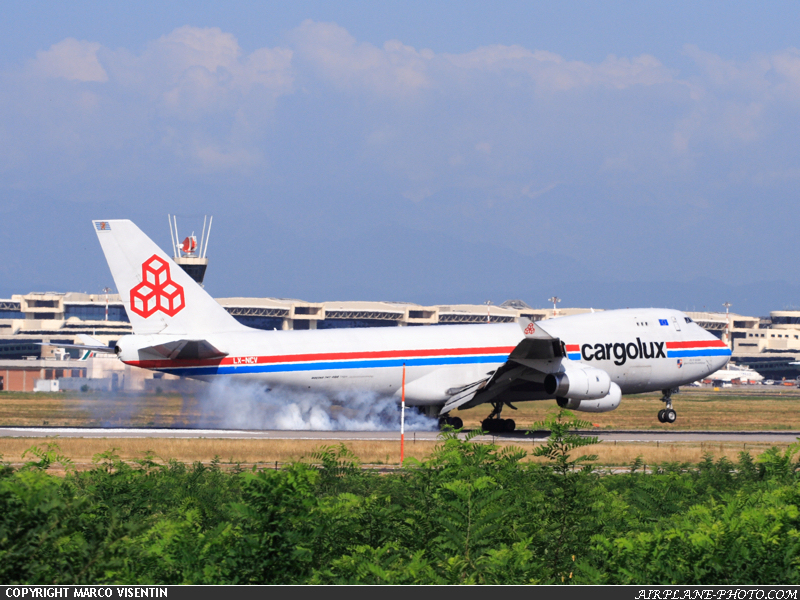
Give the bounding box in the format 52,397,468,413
153,26,241,74
8,22,800,196
769,48,800,101
682,44,771,95
599,154,634,173
115,26,294,120
402,187,433,203
445,45,674,91
521,182,559,199
144,26,293,94
31,38,108,82
290,20,431,95
192,143,262,172
671,46,800,152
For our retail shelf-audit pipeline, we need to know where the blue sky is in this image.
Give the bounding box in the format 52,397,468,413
2,2,800,315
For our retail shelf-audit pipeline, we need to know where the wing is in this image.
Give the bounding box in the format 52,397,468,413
441,318,565,414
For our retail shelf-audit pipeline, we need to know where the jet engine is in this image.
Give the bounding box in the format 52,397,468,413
544,367,611,400
556,382,622,413
545,366,620,413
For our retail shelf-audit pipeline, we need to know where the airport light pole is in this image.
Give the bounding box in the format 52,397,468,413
484,300,492,323
548,296,561,318
102,287,111,321
723,302,732,349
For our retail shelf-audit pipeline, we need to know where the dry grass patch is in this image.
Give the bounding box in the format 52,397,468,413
0,392,193,427
587,440,786,466
0,436,790,471
456,387,800,431
4,387,800,431
0,437,440,469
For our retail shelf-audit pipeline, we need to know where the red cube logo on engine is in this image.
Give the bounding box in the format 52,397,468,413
130,255,185,317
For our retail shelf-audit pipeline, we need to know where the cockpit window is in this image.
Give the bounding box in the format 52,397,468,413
685,317,693,323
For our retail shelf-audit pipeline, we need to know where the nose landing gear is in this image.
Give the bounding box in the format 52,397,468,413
657,388,677,423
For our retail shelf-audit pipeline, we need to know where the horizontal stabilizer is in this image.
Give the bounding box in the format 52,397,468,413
37,340,115,354
77,334,107,348
145,339,228,361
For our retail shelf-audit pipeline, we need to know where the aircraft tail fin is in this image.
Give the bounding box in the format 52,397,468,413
92,220,247,335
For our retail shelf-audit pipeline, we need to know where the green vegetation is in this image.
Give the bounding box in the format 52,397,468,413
1,411,799,584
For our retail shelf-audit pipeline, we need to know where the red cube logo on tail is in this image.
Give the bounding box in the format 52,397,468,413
130,255,185,318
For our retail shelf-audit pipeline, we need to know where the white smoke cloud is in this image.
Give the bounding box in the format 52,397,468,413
192,378,438,431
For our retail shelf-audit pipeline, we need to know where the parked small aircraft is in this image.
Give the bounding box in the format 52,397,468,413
89,220,730,429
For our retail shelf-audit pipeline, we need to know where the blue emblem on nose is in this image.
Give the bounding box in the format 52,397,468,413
659,319,669,326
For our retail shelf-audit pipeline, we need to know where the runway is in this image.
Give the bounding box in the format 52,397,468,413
0,427,798,443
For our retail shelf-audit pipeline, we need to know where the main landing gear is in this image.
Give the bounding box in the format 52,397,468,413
438,415,463,429
421,406,462,430
481,402,516,433
657,388,677,424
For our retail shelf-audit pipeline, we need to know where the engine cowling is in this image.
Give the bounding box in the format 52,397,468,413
556,382,621,413
544,367,611,400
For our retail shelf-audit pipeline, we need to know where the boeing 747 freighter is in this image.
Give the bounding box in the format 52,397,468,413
87,220,731,430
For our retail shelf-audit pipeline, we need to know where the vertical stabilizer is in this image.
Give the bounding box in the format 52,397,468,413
92,220,246,335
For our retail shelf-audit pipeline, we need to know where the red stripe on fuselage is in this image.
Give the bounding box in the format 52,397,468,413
565,344,580,352
666,340,727,349
127,345,517,370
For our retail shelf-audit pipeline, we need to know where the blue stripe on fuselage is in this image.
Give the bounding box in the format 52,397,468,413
156,354,507,377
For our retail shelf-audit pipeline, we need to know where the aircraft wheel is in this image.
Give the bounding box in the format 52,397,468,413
664,409,677,423
657,409,666,423
439,416,464,430
481,419,497,432
504,418,516,432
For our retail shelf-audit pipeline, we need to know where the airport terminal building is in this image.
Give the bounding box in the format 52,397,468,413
5,218,798,391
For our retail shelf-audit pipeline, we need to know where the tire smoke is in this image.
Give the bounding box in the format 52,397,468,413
192,378,439,431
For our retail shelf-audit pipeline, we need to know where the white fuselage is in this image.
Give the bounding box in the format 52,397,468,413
118,308,730,408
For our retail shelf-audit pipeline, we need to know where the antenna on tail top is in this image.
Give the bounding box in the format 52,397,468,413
167,214,212,286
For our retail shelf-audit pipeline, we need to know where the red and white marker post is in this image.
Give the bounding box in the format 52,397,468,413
400,363,406,466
